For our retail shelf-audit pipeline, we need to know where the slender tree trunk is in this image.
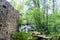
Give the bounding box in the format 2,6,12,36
53,0,54,13
33,0,40,8
43,0,49,34
53,0,57,13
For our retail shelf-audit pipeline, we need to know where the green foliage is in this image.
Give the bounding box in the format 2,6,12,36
12,31,37,40
26,7,46,34
47,12,60,37
15,3,23,10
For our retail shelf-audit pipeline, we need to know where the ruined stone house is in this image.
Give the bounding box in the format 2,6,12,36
0,0,19,40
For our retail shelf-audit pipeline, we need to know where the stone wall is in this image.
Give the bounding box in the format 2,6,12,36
0,0,19,40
